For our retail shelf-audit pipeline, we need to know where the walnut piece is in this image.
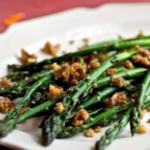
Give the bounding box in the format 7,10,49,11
19,49,37,64
92,126,101,133
42,42,60,57
111,77,124,88
124,60,134,69
72,109,89,126
106,68,117,76
89,60,100,69
0,97,11,113
0,77,11,88
54,102,65,114
85,128,94,137
137,124,147,134
48,85,64,99
105,92,128,108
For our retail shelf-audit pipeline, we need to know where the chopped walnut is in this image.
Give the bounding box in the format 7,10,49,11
138,47,150,57
106,68,117,76
132,54,150,67
141,109,147,119
93,83,98,88
147,119,150,123
19,49,37,64
111,77,124,88
10,103,16,111
105,92,128,108
147,107,150,112
69,40,74,44
89,60,100,69
92,126,101,133
124,82,130,87
0,77,11,88
0,97,11,113
137,30,144,37
83,38,89,45
85,128,94,137
48,85,64,99
99,54,107,62
72,109,89,126
124,60,134,69
130,93,138,99
137,124,147,134
54,102,65,113
42,42,60,57
72,120,84,126
49,62,87,85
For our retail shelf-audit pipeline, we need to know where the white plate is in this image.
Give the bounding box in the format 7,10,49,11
1,3,150,150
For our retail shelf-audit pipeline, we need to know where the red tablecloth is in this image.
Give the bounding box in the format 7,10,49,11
0,0,150,33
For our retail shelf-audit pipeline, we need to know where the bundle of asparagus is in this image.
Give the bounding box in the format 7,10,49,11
1,34,150,150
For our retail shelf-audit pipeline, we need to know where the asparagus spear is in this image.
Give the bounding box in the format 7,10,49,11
0,73,54,137
130,70,150,136
98,111,125,127
0,70,53,98
8,37,150,72
77,79,135,110
82,67,147,98
42,50,139,145
6,71,30,81
57,102,133,138
96,107,133,150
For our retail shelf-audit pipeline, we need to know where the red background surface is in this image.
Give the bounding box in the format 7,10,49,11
0,0,150,149
0,0,150,33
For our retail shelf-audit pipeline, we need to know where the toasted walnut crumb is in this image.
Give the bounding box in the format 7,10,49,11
124,60,134,69
72,109,89,126
124,82,130,87
78,45,86,51
85,128,94,137
147,119,150,123
49,62,87,85
48,85,64,99
132,54,150,67
19,106,29,115
137,30,144,37
92,126,101,133
0,77,11,88
131,98,136,103
74,109,89,121
72,120,84,126
130,93,138,99
54,102,65,114
10,103,16,111
147,107,150,112
0,97,11,113
25,77,29,81
105,92,128,108
88,89,93,94
42,42,60,57
83,38,89,45
137,125,147,134
93,83,98,88
141,109,147,119
99,54,107,62
106,68,117,76
89,60,100,69
19,49,37,64
111,77,124,88
69,40,74,44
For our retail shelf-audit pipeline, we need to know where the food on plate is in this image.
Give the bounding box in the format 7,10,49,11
1,34,150,150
